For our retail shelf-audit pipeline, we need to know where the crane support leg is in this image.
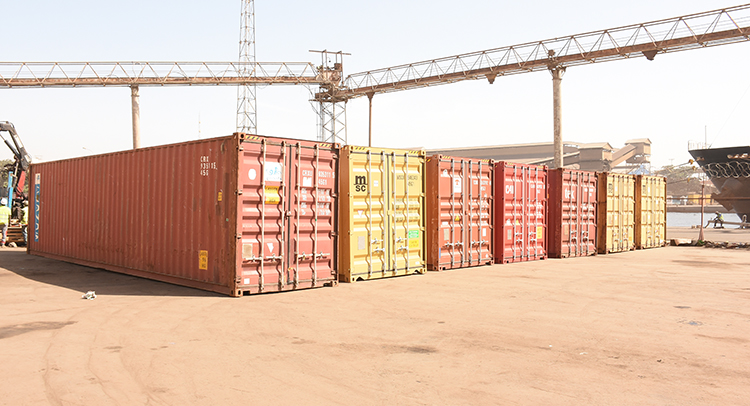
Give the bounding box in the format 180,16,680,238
131,85,141,149
367,92,374,147
550,67,565,169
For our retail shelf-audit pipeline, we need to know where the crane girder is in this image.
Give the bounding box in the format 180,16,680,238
335,4,750,101
0,62,333,88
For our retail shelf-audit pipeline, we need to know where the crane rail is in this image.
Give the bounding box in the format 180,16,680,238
0,61,331,88
337,4,750,100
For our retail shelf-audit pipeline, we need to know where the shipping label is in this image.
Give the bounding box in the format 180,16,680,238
199,250,208,270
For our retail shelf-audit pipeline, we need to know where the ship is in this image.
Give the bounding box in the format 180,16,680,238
688,145,750,222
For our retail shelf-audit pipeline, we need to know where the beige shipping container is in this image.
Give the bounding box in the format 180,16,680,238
339,146,426,282
635,175,667,249
597,173,635,254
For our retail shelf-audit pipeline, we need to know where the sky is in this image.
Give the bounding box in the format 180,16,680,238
1,0,749,169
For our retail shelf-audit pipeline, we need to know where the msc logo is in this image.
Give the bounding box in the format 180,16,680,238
354,175,367,192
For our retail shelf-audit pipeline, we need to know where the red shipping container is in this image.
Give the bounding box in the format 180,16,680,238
547,168,598,258
28,133,339,296
425,155,494,271
493,162,547,263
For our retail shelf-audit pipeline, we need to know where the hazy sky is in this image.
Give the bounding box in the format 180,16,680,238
1,0,748,168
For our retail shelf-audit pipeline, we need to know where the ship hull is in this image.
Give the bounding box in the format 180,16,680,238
688,146,750,221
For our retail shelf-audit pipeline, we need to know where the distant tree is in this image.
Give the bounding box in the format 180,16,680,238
655,164,716,198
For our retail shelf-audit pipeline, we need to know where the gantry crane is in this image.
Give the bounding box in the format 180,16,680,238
0,4,749,160
315,4,750,167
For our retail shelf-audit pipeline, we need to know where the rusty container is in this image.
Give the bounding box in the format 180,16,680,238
493,162,547,263
425,155,493,271
339,146,426,282
547,168,598,258
635,175,667,249
596,172,635,254
28,133,339,296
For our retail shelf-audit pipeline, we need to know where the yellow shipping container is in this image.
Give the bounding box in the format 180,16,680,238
339,146,426,282
635,175,667,249
597,173,635,254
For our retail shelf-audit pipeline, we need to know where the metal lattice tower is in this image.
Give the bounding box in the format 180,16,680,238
311,50,348,144
236,0,257,134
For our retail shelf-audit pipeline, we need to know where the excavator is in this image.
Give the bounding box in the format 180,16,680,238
1,121,32,246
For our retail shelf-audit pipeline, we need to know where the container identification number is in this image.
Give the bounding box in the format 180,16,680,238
199,156,217,176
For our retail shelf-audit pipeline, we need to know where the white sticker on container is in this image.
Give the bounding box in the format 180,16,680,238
374,180,379,187
248,168,257,181
267,243,274,253
244,278,250,285
482,228,486,237
453,177,462,193
442,169,449,177
264,162,283,182
303,177,313,187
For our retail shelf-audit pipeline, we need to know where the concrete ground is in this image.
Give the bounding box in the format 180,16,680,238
1,235,749,405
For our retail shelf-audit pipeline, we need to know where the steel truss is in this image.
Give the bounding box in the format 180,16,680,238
336,4,750,99
0,62,327,87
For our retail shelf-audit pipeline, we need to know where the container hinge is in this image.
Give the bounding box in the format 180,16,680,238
236,189,243,195
238,146,244,152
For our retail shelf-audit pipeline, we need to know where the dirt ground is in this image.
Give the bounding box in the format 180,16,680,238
1,232,749,405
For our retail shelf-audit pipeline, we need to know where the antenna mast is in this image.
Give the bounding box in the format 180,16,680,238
237,0,257,134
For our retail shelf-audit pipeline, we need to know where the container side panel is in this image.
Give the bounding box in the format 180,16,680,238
29,136,240,295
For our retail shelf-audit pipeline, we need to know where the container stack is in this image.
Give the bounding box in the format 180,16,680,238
27,132,669,297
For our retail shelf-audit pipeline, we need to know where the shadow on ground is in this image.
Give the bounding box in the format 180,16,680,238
0,249,221,298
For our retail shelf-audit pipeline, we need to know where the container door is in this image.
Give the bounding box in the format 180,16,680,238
286,142,337,288
350,150,390,279
580,172,597,255
391,152,424,273
238,140,287,292
467,160,492,265
440,158,468,268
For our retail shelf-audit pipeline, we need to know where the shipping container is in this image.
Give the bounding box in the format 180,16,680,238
339,146,426,282
493,162,547,263
596,173,635,254
635,175,667,249
425,155,493,271
28,133,339,296
547,168,598,258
